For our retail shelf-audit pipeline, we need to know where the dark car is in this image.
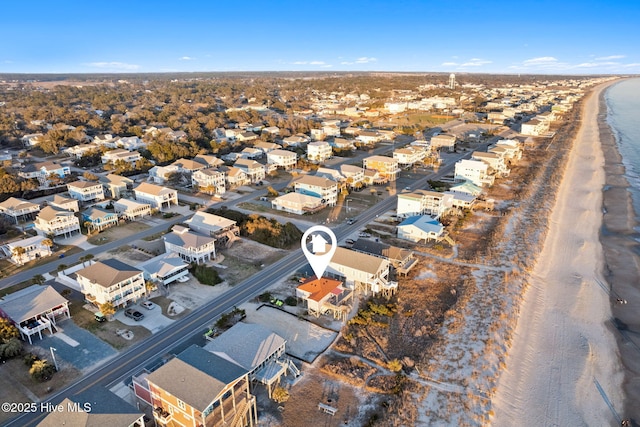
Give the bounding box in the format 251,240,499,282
124,308,144,321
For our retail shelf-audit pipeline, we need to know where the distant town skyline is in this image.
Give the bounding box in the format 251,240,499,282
2,0,639,75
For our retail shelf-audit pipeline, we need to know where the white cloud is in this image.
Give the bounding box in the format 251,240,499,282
523,56,559,65
341,56,377,65
460,58,492,67
292,60,327,65
84,61,140,70
180,56,195,61
595,55,625,61
441,62,458,66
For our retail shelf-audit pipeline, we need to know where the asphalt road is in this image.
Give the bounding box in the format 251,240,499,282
4,135,497,426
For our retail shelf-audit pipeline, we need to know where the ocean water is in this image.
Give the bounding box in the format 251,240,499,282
606,78,640,220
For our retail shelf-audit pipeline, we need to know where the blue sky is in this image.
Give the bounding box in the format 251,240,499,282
2,0,638,74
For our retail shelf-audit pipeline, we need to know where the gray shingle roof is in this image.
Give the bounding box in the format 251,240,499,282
76,259,142,288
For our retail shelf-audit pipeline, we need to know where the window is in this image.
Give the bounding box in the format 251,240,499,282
177,399,186,410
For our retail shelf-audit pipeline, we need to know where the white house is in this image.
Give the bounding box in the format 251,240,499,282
397,215,444,243
138,252,190,286
520,118,548,136
148,164,180,184
34,206,80,238
163,225,217,264
472,151,510,176
184,211,240,240
133,182,178,210
267,149,297,170
294,175,338,206
75,259,146,308
0,197,40,224
67,180,105,204
393,146,427,166
307,141,332,163
101,149,141,166
49,194,79,213
2,235,52,265
449,180,483,197
454,159,495,187
327,247,396,297
192,168,226,195
234,159,266,183
99,174,133,199
21,133,44,147
356,130,383,146
271,192,324,215
19,161,70,185
113,198,151,220
397,190,453,218
339,164,365,188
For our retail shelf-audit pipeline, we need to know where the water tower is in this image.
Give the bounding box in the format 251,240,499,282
449,73,456,90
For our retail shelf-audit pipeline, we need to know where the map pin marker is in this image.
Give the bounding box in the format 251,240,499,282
301,225,337,279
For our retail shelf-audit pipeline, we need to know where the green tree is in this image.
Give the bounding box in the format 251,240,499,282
387,359,403,373
11,246,26,264
0,337,23,359
31,274,46,286
98,301,115,318
0,317,19,342
30,359,56,381
82,171,99,181
41,238,54,253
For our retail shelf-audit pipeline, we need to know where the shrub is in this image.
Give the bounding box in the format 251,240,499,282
189,265,223,286
284,296,297,306
258,292,272,303
0,337,23,359
30,359,56,382
24,353,39,366
272,386,290,403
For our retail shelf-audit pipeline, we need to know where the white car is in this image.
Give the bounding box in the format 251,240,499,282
141,301,155,310
176,275,190,283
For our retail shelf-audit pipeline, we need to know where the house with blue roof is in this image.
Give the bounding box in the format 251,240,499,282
397,215,444,243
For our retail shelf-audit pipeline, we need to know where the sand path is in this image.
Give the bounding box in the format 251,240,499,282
491,82,625,426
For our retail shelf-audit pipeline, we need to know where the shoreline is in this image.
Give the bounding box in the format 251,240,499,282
599,82,640,423
491,80,625,426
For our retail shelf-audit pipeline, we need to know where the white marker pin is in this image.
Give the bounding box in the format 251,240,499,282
301,225,337,279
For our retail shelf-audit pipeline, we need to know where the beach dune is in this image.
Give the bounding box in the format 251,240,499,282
491,82,625,426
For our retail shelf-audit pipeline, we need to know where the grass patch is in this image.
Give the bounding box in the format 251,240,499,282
189,264,223,286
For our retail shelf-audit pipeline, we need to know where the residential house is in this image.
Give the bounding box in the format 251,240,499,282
492,139,523,160
34,206,80,238
148,163,180,184
240,147,263,160
397,190,453,218
49,194,79,212
2,235,52,265
472,151,510,176
100,149,141,166
67,180,105,204
307,141,332,163
322,124,341,137
21,133,44,148
76,259,146,308
92,134,115,146
282,134,309,147
262,126,280,136
184,211,239,242
443,190,477,210
164,225,216,264
327,247,396,297
363,155,400,182
430,134,456,152
65,142,101,159
113,198,151,221
81,207,118,232
267,149,297,170
173,158,208,176
254,141,280,155
271,192,325,215
133,182,178,210
296,277,352,320
294,175,338,206
329,137,355,151
0,197,40,224
397,215,444,243
356,130,383,146
393,146,426,166
236,131,259,143
116,136,146,151
37,388,144,427
351,239,416,276
220,166,249,188
449,180,483,197
315,167,345,184
363,169,385,185
454,159,495,187
19,161,70,185
138,252,190,286
203,322,290,395
192,168,226,195
193,154,225,169
99,174,134,199
135,344,257,427
0,285,69,344
339,164,365,188
520,118,548,136
234,159,266,183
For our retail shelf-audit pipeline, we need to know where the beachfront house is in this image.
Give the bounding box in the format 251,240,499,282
134,345,257,427
271,192,325,215
75,259,146,309
454,159,495,187
296,277,352,321
163,225,217,264
113,198,151,221
307,141,333,163
472,151,510,176
49,194,79,212
327,247,396,297
294,175,339,206
351,238,417,276
2,235,52,265
397,190,453,218
430,134,456,152
81,207,118,232
397,215,445,243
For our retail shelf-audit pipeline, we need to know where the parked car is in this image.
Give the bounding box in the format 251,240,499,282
95,312,106,323
124,308,144,321
359,232,371,238
345,239,355,245
141,301,155,310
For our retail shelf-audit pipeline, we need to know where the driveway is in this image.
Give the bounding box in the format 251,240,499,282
33,319,117,371
113,303,174,333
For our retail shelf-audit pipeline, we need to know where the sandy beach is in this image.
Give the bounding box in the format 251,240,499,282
491,81,626,426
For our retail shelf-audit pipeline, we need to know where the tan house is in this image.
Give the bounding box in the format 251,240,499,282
430,134,456,152
114,198,151,220
67,180,105,204
327,247,396,297
133,182,178,210
99,174,134,199
0,197,40,224
34,206,81,238
76,259,146,308
164,225,217,264
363,155,400,182
49,194,79,212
